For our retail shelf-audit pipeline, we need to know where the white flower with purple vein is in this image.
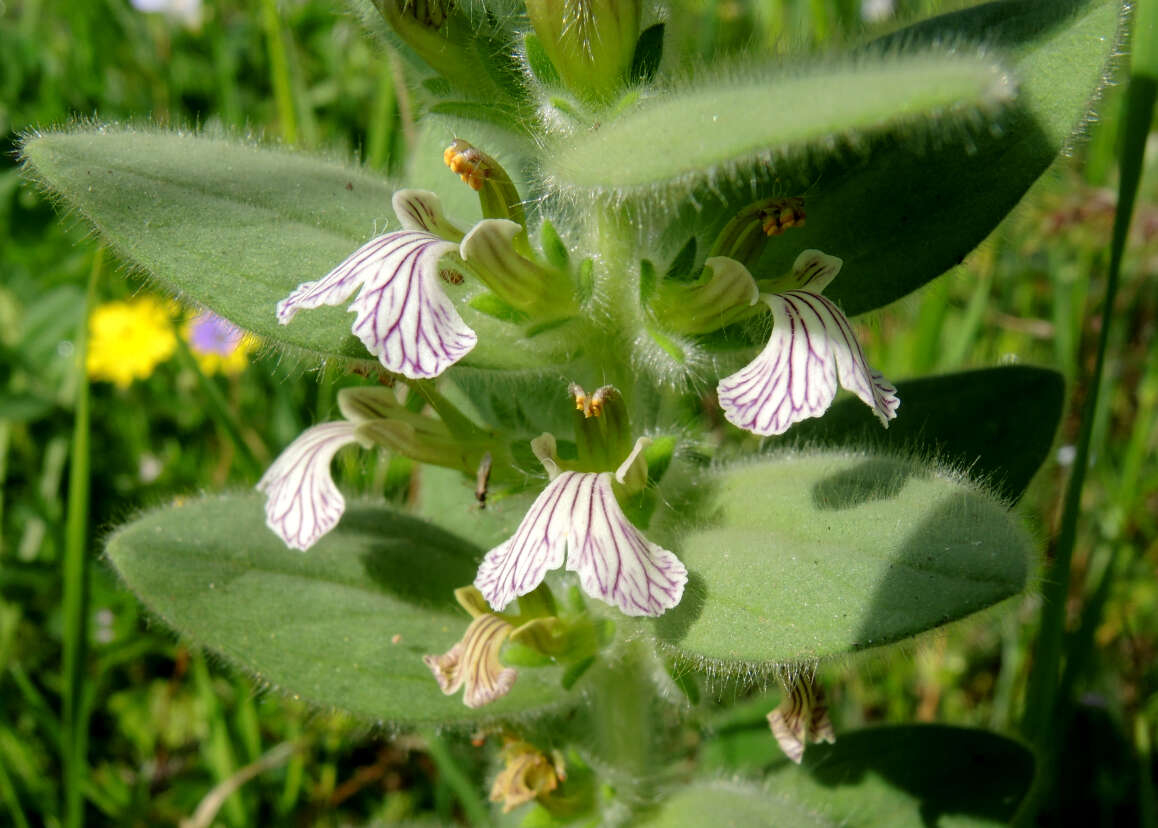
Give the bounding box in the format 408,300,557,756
717,250,899,436
275,190,477,379
475,436,687,617
256,422,370,551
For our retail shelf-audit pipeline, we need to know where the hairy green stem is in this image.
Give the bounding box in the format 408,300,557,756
590,639,655,802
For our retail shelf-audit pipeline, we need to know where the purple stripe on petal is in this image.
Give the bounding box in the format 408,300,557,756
717,290,898,436
564,474,686,617
345,232,477,378
475,472,579,611
276,233,397,324
256,422,361,551
476,471,687,617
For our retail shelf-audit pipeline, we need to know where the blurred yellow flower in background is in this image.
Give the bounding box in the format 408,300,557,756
183,311,257,376
87,296,177,388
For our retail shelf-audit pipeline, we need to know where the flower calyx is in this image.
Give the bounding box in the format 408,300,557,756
340,385,503,475
372,0,517,106
646,256,761,336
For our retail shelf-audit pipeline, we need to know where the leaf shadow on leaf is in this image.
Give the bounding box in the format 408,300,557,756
849,492,1029,652
809,457,914,511
875,0,1095,52
791,724,1035,826
340,506,481,609
654,570,708,643
788,366,1064,504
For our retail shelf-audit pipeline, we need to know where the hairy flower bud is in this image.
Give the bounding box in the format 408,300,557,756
525,0,642,103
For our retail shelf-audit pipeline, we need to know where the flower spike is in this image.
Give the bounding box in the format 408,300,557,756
475,465,687,618
276,190,477,379
256,422,369,551
717,251,899,436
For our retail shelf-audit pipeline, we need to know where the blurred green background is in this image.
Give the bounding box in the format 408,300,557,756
1,0,1154,824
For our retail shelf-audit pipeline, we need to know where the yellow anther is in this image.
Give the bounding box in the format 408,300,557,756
569,383,609,418
570,382,590,415
444,138,490,191
761,197,806,236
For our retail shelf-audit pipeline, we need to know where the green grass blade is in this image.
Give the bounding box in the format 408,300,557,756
260,0,299,146
1021,0,1158,793
421,730,491,826
0,735,31,828
172,336,266,479
62,246,101,828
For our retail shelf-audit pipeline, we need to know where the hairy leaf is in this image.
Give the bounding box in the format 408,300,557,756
677,725,1033,827
19,128,576,371
653,451,1032,666
787,365,1064,502
548,49,1014,196
105,493,567,725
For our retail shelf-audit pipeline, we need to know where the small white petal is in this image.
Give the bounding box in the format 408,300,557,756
717,291,899,436
256,422,364,551
392,190,465,239
614,436,651,489
786,250,842,293
475,472,687,617
475,473,575,612
530,433,561,479
278,229,477,379
565,474,687,617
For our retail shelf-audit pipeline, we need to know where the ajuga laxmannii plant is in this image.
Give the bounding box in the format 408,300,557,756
20,0,1129,823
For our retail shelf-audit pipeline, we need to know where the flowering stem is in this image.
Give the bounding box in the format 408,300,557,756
62,246,101,828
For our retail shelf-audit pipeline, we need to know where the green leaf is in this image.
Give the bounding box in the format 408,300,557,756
773,0,1125,316
639,781,833,827
0,392,53,423
21,128,393,364
548,48,1015,197
19,127,572,371
630,23,665,84
689,725,1034,827
105,493,567,725
652,451,1031,666
787,366,1064,502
